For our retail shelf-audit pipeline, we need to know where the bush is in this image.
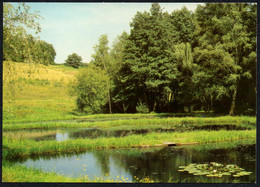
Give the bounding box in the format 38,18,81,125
71,65,109,114
136,102,149,113
65,53,82,68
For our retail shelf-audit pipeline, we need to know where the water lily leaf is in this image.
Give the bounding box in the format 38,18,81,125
178,162,251,178
222,172,231,176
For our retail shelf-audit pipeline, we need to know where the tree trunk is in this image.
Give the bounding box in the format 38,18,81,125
153,102,157,112
108,90,112,114
144,93,149,109
210,95,213,112
229,86,237,116
106,80,112,114
123,102,126,113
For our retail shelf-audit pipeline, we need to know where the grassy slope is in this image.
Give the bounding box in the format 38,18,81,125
3,61,79,123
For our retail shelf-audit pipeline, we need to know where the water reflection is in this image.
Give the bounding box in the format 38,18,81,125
33,124,250,142
18,141,255,183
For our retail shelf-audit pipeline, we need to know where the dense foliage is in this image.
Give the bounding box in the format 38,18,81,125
71,65,109,114
110,3,256,115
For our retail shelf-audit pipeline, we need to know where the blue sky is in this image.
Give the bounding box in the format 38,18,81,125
17,3,203,63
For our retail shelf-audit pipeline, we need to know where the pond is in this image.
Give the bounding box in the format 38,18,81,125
27,124,247,142
33,128,176,141
16,141,255,183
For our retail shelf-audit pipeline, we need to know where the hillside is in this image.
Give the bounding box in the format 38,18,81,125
3,61,80,123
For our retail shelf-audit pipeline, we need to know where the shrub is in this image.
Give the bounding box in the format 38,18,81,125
71,65,109,114
136,102,149,113
65,53,82,68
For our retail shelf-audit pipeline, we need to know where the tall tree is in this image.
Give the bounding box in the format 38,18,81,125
91,34,113,114
169,6,196,45
174,42,194,111
194,3,256,115
3,3,42,102
110,32,130,113
3,3,42,62
115,3,197,112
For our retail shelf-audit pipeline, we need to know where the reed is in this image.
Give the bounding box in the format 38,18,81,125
3,130,256,160
3,116,256,130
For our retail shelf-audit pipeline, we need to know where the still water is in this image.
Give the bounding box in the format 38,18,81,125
17,141,255,183
34,128,175,141
33,124,249,142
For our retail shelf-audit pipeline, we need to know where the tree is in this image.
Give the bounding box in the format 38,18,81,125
174,42,194,111
169,6,196,45
34,40,56,65
91,34,113,114
115,3,187,112
3,3,42,102
3,3,42,63
71,65,109,114
194,3,256,115
65,53,82,68
110,32,129,75
110,32,130,113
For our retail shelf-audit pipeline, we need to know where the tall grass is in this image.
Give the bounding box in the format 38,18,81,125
3,116,256,130
3,61,78,123
3,130,256,160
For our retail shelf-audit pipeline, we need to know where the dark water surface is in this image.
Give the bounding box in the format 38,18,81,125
17,142,255,183
34,128,176,141
32,124,250,142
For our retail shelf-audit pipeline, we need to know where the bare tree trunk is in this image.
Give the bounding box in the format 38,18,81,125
107,90,112,114
229,86,237,116
153,102,157,112
106,80,112,114
210,95,213,112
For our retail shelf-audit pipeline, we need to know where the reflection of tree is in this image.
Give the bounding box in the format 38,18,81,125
92,150,110,175
108,148,191,182
68,129,105,139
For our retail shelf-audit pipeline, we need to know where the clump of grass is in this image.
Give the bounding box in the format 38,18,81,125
3,130,256,160
3,116,256,130
2,164,82,182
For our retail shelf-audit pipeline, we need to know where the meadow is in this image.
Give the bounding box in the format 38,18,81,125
2,62,256,183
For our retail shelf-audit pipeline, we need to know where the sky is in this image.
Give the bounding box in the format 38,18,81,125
16,3,204,64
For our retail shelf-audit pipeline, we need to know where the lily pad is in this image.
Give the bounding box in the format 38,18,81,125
178,162,252,178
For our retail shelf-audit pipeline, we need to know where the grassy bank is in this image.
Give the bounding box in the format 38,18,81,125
2,163,156,183
3,116,256,130
2,164,81,182
3,130,256,160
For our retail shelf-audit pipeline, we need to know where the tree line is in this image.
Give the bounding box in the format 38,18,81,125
3,3,256,115
74,3,256,115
